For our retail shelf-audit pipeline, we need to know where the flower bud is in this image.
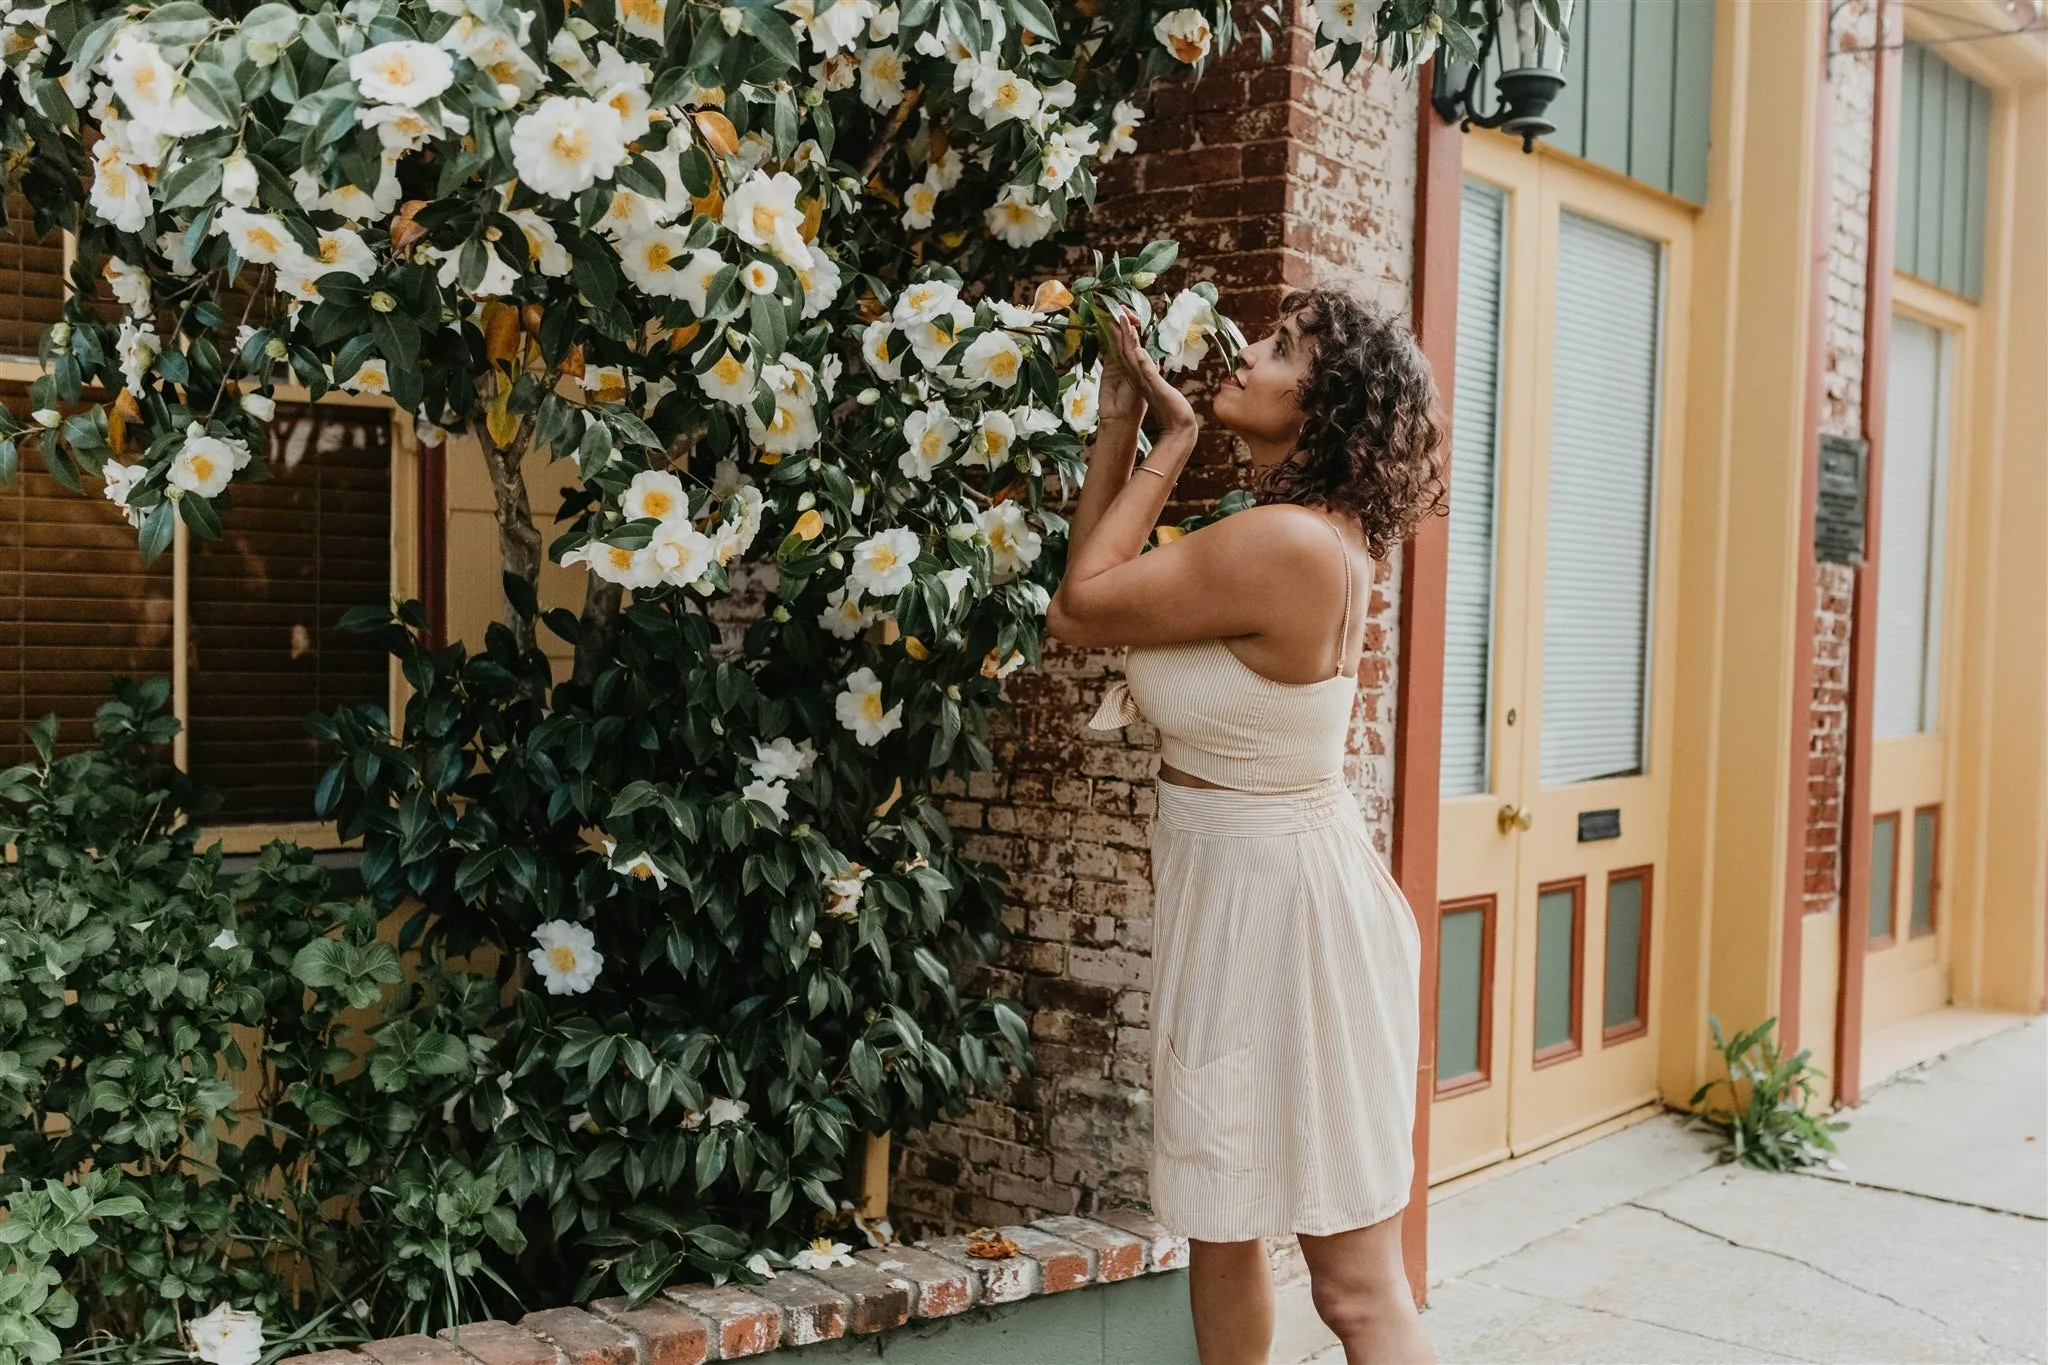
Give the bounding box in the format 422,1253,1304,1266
220,155,259,208
793,823,811,838
240,392,276,421
720,5,745,34
370,291,398,313
806,930,822,949
796,490,815,511
30,408,59,428
946,683,962,700
801,87,823,107
773,605,791,622
50,323,70,348
827,551,844,569
1132,271,1156,288
856,387,880,406
264,337,289,360
947,522,977,541
247,38,282,64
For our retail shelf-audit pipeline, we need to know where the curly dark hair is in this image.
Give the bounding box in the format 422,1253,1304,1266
1249,289,1447,559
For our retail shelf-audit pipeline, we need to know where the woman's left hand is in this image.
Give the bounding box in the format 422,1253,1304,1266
1108,307,1199,436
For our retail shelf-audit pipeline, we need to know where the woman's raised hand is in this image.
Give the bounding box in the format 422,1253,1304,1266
1104,306,1199,436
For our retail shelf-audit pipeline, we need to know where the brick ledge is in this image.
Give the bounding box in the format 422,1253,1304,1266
284,1209,1188,1364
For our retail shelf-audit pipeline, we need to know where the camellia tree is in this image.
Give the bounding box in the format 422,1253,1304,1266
0,0,1543,1347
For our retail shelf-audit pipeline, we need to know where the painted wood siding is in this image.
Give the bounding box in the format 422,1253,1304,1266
1543,0,1715,204
1897,42,1993,300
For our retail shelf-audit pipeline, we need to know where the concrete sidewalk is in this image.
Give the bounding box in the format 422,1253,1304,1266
1313,1014,2047,1364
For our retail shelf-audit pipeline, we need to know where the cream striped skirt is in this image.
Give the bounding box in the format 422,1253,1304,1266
1147,774,1422,1243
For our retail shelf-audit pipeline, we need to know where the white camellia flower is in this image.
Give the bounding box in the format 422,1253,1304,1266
1154,8,1214,63
1314,0,1372,43
648,515,715,586
529,920,604,995
961,330,1025,388
350,40,456,106
796,245,842,318
567,539,663,589
969,63,1042,127
341,358,392,397
893,278,961,326
103,258,149,315
675,248,732,317
898,402,958,480
115,319,158,395
793,1239,856,1271
696,349,756,406
990,299,1045,329
210,928,239,950
740,259,779,295
960,408,1016,469
859,45,908,110
187,1304,264,1365
619,0,666,41
819,585,878,639
901,179,940,230
750,736,817,782
105,33,221,135
101,459,145,529
745,357,823,453
861,321,904,381
511,96,629,199
241,393,276,421
357,102,467,153
619,227,695,297
603,836,669,888
214,209,299,266
810,51,859,92
167,423,254,499
836,667,904,746
745,1252,778,1279
977,501,1043,582
722,170,812,266
1154,288,1221,372
87,144,152,233
622,469,689,522
927,145,966,191
903,301,974,368
708,1095,750,1125
823,864,871,919
1102,99,1143,159
219,155,260,208
1039,125,1099,188
507,210,573,276
1062,364,1101,432
849,527,920,598
985,185,1055,249
589,43,654,142
742,777,790,818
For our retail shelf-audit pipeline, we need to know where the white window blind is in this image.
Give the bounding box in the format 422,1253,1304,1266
1442,181,1509,799
1541,212,1663,788
1876,315,1951,738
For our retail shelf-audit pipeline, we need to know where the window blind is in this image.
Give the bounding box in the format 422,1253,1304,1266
0,194,64,361
1540,212,1663,788
188,403,393,823
1875,315,1950,739
1442,180,1509,799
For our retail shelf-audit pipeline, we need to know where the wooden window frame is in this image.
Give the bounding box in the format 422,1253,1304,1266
1532,875,1586,1068
1434,893,1498,1100
1910,802,1941,939
1868,810,1902,950
1599,863,1654,1046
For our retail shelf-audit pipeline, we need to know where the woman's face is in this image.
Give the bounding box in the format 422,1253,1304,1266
1210,313,1313,461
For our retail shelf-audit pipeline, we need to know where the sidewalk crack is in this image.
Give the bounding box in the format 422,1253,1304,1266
1448,1275,1803,1361
1626,1201,2010,1357
1799,1171,2048,1222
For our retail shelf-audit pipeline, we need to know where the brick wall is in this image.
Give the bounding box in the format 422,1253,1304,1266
1806,0,1879,917
893,1,1420,1234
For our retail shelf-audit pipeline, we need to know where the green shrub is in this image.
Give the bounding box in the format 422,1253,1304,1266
1687,1013,1849,1172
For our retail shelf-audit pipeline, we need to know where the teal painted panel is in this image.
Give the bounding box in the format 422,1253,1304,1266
1911,808,1938,937
1603,874,1645,1032
1870,814,1898,942
1628,0,1677,191
1535,886,1579,1052
1670,0,1715,204
1438,905,1488,1080
1898,42,1991,299
1552,0,1590,154
1582,2,1636,174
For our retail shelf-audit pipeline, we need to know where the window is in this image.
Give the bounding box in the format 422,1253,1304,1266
1436,895,1496,1097
1533,878,1585,1065
0,381,394,825
1876,315,1951,738
0,195,64,362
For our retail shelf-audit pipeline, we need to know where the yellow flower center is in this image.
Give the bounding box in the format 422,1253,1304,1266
318,238,344,263
869,546,898,572
133,66,162,98
547,945,578,971
641,490,674,517
713,354,745,384
645,242,674,270
105,167,129,195
769,408,794,434
607,545,636,569
860,693,884,721
623,0,660,22
610,91,635,117
752,203,781,238
990,525,1012,551
247,226,281,255
378,52,416,86
553,125,589,160
987,350,1019,379
629,861,655,879
992,79,1021,109
920,429,943,456
187,453,216,484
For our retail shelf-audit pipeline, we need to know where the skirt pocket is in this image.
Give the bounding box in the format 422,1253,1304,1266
1154,1037,1257,1175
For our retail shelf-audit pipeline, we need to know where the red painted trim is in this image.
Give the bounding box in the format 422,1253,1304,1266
1433,895,1497,1100
1600,864,1655,1046
1780,14,1834,1051
417,440,448,650
1397,59,1462,1302
1836,0,1904,1109
1532,877,1587,1067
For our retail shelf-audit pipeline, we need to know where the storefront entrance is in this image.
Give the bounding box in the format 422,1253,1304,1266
1428,140,1693,1180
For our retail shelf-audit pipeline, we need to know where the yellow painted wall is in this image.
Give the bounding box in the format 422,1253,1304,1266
443,434,585,675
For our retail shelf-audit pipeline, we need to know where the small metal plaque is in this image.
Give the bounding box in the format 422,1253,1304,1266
1577,808,1622,842
1815,433,1869,565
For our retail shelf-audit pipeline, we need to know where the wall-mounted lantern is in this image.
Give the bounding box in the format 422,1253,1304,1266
1430,0,1576,152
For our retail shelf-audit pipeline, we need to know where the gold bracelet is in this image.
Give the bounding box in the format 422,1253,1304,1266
1134,464,1172,478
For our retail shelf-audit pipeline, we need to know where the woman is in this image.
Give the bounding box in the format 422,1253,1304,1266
1046,289,1443,1365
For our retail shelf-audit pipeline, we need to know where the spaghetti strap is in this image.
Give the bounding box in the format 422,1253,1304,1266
1320,517,1353,679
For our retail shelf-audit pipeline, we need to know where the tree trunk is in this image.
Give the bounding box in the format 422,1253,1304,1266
478,416,543,659
572,576,623,687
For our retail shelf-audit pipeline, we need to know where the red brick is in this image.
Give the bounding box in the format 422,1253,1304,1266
1002,1226,1094,1292
285,1354,366,1365
918,1235,1041,1304
1032,1215,1147,1281
659,1285,780,1359
517,1308,634,1365
748,1271,848,1346
587,1297,710,1365
359,1337,470,1365
1091,1207,1190,1271
802,1259,911,1334
855,1246,977,1318
435,1320,552,1365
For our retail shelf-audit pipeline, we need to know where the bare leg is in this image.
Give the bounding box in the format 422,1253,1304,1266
1187,1237,1274,1365
1297,1212,1434,1365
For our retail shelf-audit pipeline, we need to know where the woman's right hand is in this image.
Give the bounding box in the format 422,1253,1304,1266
1096,307,1147,428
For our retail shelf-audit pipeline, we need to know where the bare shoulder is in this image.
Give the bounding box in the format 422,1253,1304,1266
1180,502,1340,568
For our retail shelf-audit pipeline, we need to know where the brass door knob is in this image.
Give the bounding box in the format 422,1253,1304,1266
1497,804,1534,834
